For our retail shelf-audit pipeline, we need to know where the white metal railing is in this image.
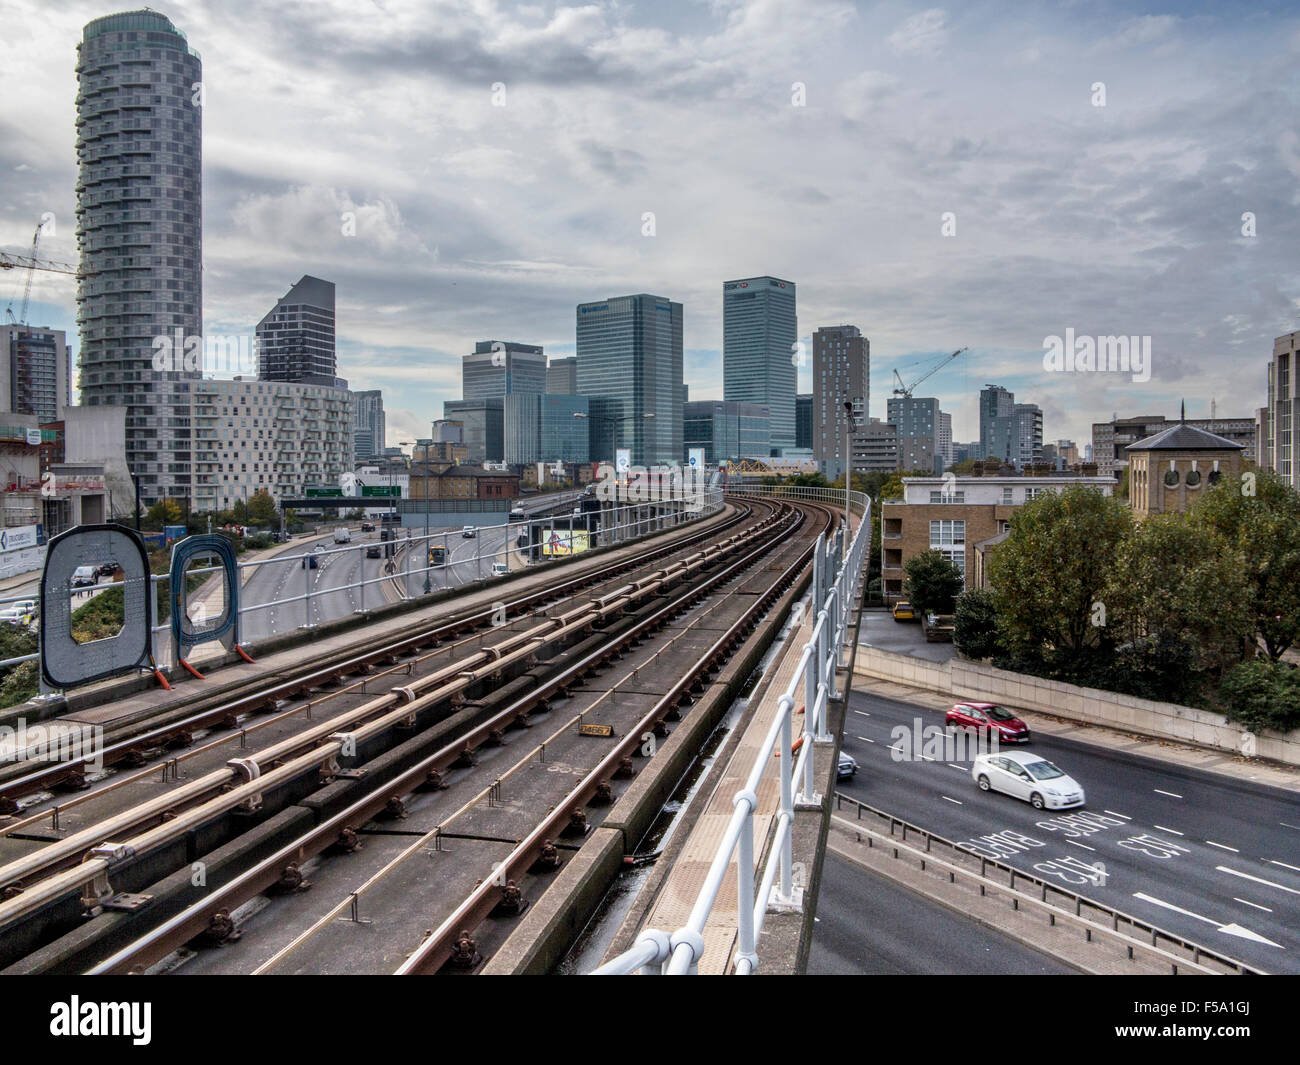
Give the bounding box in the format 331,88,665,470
0,487,725,678
594,483,871,975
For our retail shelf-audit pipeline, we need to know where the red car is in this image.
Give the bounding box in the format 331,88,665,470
945,702,1031,744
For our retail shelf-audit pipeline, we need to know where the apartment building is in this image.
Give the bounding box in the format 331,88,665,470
879,471,1115,603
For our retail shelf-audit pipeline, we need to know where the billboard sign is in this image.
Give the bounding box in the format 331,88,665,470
688,448,705,470
541,529,590,557
615,448,631,474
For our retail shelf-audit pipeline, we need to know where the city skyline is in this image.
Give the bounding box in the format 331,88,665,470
2,2,1298,449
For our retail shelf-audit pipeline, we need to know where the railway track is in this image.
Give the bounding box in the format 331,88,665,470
0,497,834,974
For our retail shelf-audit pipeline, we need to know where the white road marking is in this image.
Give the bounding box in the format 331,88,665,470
941,796,962,805
1280,822,1300,832
1066,840,1096,852
1153,789,1182,799
1268,859,1300,874
857,736,875,743
853,709,870,717
1152,825,1184,836
947,763,965,770
1216,866,1300,896
1104,810,1132,821
1206,840,1239,853
1234,898,1272,913
1131,892,1283,948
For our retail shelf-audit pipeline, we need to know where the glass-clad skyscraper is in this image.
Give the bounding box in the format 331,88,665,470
575,294,683,467
723,276,796,452
76,10,202,504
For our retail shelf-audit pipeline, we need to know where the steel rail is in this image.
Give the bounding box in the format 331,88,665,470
0,497,761,811
394,504,830,974
84,502,825,975
0,503,799,933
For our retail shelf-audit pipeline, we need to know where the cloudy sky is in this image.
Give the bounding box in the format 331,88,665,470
2,0,1299,449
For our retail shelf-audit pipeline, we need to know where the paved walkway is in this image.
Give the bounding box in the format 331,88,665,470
637,603,820,973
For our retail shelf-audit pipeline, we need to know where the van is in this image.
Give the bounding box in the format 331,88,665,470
509,508,526,522
334,528,352,544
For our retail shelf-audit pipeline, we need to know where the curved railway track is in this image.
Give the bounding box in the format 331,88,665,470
0,496,836,975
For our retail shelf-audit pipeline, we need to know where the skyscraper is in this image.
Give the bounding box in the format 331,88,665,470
812,325,867,480
76,10,202,505
979,385,1016,465
546,356,578,395
887,396,940,474
1,325,69,425
1013,403,1044,465
257,276,338,386
795,394,813,450
575,294,683,466
724,276,796,451
462,341,547,399
351,389,385,462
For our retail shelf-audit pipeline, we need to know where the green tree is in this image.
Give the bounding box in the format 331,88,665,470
248,489,278,525
1217,660,1300,735
987,485,1133,672
1104,512,1252,677
903,549,963,616
1191,472,1300,661
145,498,183,528
953,588,1002,660
945,458,978,475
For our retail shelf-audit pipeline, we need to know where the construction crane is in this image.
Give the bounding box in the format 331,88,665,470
1,234,87,327
892,347,967,398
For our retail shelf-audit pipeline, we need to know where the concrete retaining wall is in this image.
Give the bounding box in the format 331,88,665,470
855,646,1300,767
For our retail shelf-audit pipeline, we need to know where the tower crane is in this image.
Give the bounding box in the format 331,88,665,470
1,232,88,327
891,347,967,398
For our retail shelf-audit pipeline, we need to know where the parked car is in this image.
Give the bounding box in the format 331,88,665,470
892,600,915,622
0,605,35,629
95,562,117,578
946,702,1031,744
491,561,509,577
837,751,858,781
462,526,477,539
360,521,376,532
71,565,99,588
972,752,1085,810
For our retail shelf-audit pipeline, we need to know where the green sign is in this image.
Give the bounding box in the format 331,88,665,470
361,485,401,498
305,487,343,498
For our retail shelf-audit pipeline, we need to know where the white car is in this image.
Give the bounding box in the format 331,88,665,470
462,526,477,539
491,561,509,577
972,752,1085,810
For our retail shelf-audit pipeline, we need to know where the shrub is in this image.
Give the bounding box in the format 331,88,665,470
1217,660,1300,735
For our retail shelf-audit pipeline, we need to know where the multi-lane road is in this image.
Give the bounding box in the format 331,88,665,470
834,687,1300,973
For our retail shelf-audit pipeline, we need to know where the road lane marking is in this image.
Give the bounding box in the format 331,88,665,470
853,709,870,717
1066,840,1096,851
1234,898,1272,913
1206,841,1239,853
941,796,962,805
856,736,875,743
1131,892,1283,947
1153,789,1182,799
1280,822,1300,831
1216,866,1300,896
1152,825,1184,836
1268,859,1300,873
947,763,965,770
1104,810,1132,821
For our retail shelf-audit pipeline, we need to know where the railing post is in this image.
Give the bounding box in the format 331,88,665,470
778,703,794,901
735,790,758,974
355,542,365,615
